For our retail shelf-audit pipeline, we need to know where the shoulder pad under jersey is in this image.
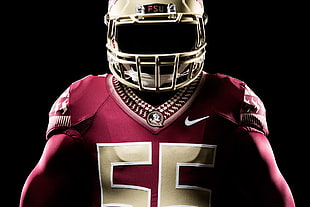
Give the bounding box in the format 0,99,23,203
204,73,268,135
240,84,268,135
46,74,110,138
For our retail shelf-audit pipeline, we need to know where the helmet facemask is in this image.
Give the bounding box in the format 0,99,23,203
106,2,207,92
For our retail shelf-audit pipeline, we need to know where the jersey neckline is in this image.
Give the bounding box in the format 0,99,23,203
107,73,206,134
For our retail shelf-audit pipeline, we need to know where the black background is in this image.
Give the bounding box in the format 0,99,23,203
6,0,307,206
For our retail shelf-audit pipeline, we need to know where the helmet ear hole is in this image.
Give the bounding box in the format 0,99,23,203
203,13,208,25
104,14,110,26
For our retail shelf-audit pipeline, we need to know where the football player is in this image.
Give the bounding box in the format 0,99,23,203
20,0,295,206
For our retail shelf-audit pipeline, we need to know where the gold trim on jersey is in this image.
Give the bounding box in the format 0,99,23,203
47,115,71,133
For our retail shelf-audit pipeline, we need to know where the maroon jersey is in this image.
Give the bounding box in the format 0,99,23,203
47,72,268,207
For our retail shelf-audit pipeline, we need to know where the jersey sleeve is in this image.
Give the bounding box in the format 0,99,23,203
45,74,111,139
46,87,72,138
240,84,269,135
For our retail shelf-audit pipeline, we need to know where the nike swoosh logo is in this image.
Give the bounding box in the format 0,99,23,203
185,116,210,126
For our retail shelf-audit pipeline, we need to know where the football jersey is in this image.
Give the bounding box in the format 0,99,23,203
47,72,268,207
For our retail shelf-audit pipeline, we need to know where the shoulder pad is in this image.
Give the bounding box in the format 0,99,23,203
46,74,110,138
203,73,268,135
240,84,268,135
204,73,245,124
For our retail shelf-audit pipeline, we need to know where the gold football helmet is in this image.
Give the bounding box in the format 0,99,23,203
105,0,207,91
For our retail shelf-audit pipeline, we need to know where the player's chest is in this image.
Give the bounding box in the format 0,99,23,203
84,100,236,207
84,97,236,167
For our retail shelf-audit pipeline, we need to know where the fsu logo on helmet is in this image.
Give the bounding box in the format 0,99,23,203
136,3,176,14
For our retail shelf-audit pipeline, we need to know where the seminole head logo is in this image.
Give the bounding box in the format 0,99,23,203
147,111,164,127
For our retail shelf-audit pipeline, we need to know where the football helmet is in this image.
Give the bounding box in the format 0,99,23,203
105,0,207,91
